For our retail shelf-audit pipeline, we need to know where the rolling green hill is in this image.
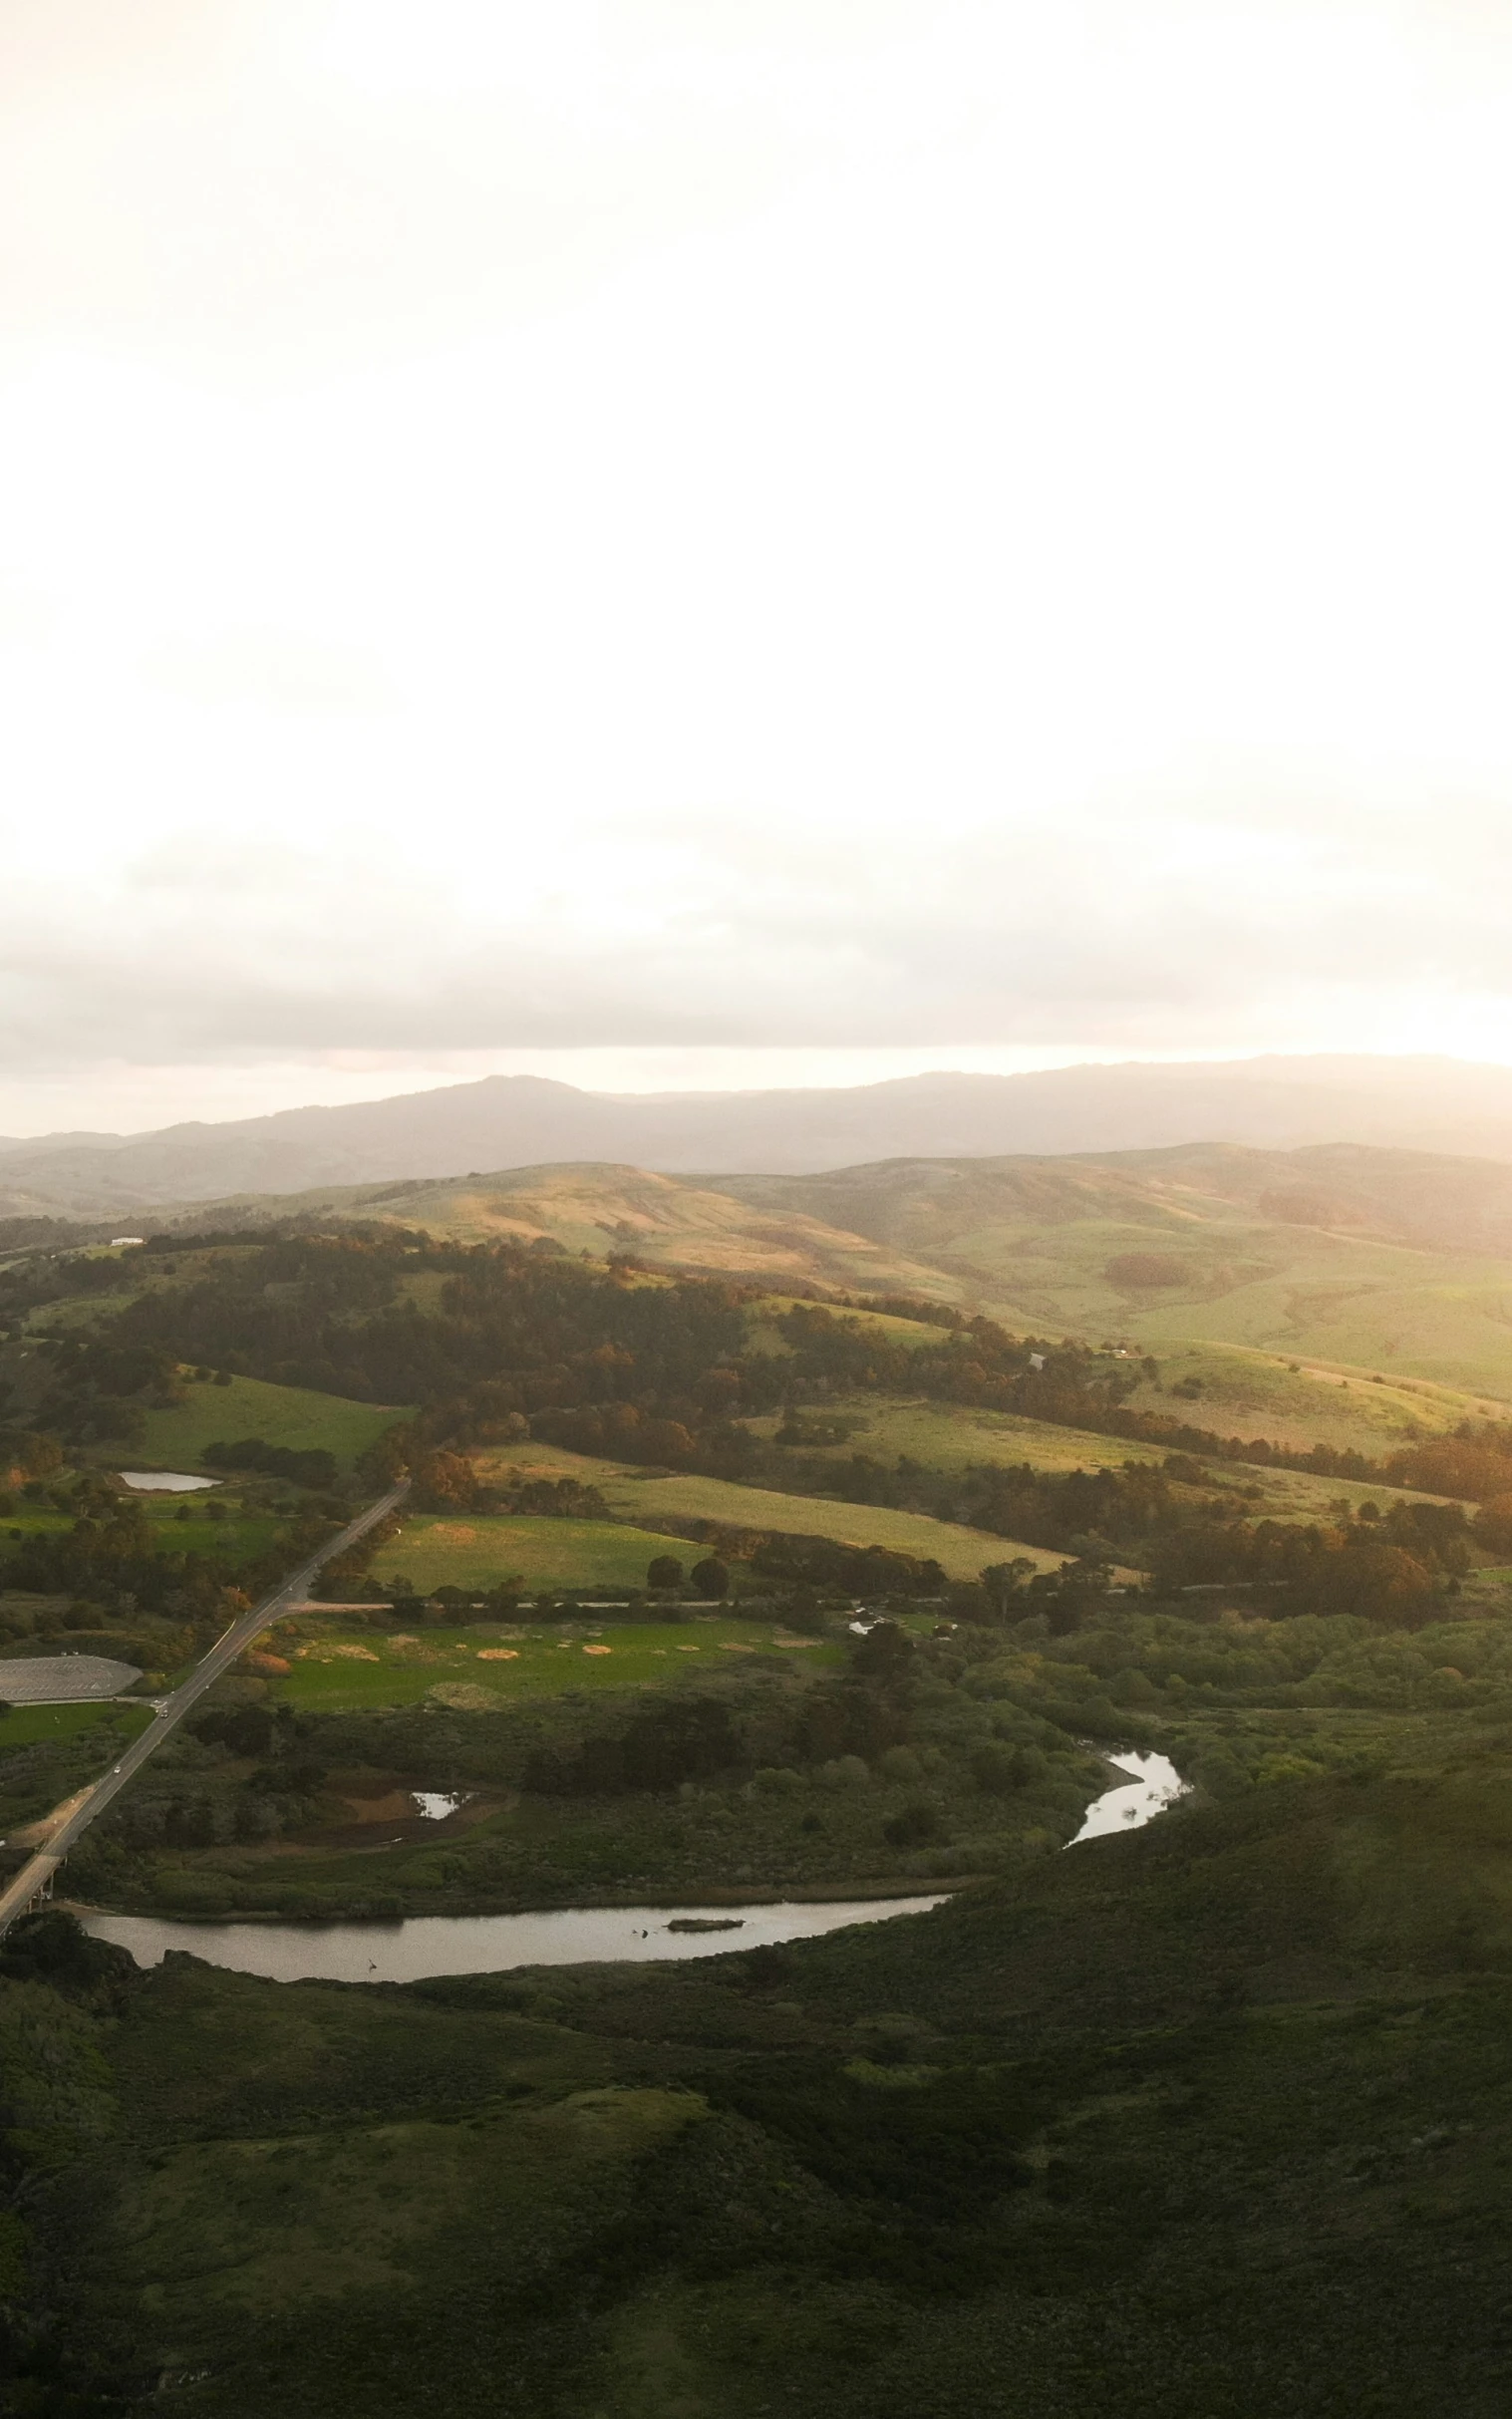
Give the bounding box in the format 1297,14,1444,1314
137,1138,1512,1399
130,1372,412,1473
718,1144,1512,1398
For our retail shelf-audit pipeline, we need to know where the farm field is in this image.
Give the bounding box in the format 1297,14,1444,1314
590,1469,1061,1577
125,1372,412,1472
264,1616,842,1711
756,1393,1465,1526
381,1513,711,1595
455,1451,1064,1580
0,1699,154,1749
466,1448,1064,1578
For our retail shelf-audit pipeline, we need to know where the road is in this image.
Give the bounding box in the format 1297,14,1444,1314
0,1480,410,1938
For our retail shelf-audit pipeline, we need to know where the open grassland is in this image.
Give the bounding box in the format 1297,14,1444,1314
0,1699,153,1748
265,1615,842,1712
1121,1254,1512,1398
723,1152,1512,1398
159,1164,962,1300
467,1450,1064,1578
129,1372,412,1471
940,1219,1512,1399
756,1392,1465,1527
383,1513,704,1593
1132,1339,1499,1446
597,1471,1061,1577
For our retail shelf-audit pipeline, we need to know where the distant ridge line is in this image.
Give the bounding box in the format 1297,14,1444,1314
10,1055,1512,1219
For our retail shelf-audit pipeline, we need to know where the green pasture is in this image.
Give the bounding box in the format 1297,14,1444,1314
0,1699,153,1747
267,1617,841,1710
140,1501,284,1562
130,1372,412,1472
468,1449,1062,1579
382,1513,697,1593
963,1224,1512,1402
756,1393,1464,1525
593,1469,1060,1577
1131,1340,1489,1450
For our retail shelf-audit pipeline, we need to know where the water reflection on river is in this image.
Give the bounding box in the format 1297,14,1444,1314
1069,1749,1187,1843
80,1753,1185,1984
81,1896,949,1984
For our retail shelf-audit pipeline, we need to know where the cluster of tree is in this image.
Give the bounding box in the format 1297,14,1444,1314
1142,1500,1471,1627
521,1693,742,1794
0,1476,328,1634
25,1337,186,1446
201,1437,339,1489
0,1427,63,1484
93,1234,752,1415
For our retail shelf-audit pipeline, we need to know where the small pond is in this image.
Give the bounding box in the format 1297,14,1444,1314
1069,1749,1187,1844
119,1472,220,1493
81,1896,949,1985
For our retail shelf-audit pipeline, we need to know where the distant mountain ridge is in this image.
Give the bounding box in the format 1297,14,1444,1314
12,1055,1512,1217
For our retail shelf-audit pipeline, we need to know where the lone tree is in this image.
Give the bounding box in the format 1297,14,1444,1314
647,1554,685,1591
691,1555,729,1599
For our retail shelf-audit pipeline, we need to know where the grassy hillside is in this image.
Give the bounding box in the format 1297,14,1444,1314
129,1139,1512,1398
128,1371,412,1472
78,1136,1512,1399
721,1147,1512,1397
466,1447,1065,1579
161,1163,962,1301
748,1391,1461,1528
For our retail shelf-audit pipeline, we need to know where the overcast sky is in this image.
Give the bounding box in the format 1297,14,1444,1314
5,0,1512,1135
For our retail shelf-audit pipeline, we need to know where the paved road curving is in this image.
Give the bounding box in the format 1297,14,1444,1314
0,1480,410,1938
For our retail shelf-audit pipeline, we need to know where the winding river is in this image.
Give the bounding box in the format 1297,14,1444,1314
80,1748,1187,1984
1068,1748,1188,1843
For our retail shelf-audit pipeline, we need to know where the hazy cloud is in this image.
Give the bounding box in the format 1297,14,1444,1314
5,1,1512,1125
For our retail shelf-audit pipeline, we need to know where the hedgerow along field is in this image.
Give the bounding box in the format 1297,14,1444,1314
262,1616,841,1710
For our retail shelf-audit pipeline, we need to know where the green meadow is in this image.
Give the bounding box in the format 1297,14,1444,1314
380,1513,699,1594
464,1452,1063,1580
266,1617,841,1711
130,1372,412,1471
0,1699,153,1748
751,1391,1464,1527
